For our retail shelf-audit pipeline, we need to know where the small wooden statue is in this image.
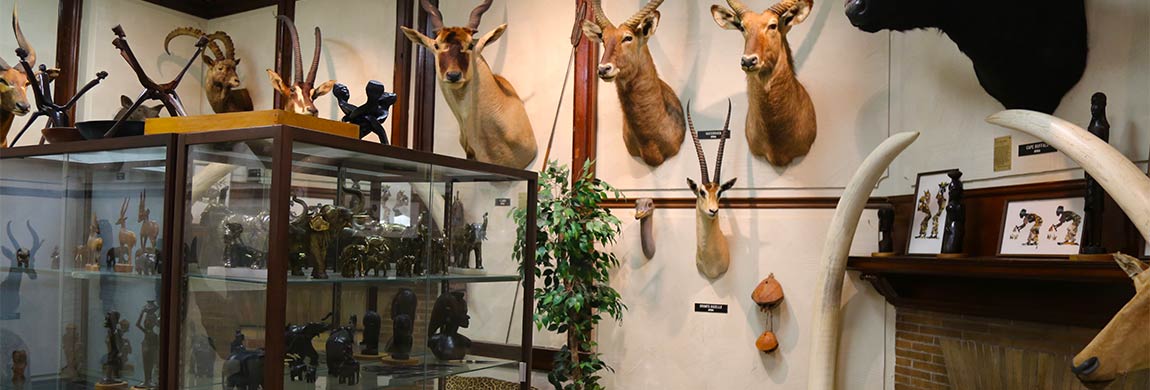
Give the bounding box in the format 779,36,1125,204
60,324,83,380
134,301,159,389
875,207,895,255
386,288,418,361
50,246,59,270
334,81,398,144
1081,92,1109,255
360,310,382,356
752,274,784,353
11,349,26,387
940,170,966,256
98,311,128,389
115,198,137,272
325,316,360,385
428,290,471,361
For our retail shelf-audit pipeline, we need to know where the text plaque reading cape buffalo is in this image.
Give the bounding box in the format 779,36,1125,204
694,303,729,314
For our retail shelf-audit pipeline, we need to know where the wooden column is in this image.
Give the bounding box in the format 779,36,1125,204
572,0,598,180
273,0,296,109
411,0,438,153
391,0,415,147
54,0,82,126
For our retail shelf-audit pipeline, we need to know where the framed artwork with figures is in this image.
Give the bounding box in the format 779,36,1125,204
906,170,957,255
998,197,1086,257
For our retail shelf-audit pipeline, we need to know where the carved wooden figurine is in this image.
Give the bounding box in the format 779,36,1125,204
428,290,471,361
11,349,26,386
582,0,685,167
166,28,253,113
401,0,538,169
116,198,137,271
686,101,736,279
1081,92,1109,255
137,191,159,250
875,207,894,254
134,300,159,389
334,81,398,143
7,47,107,145
753,274,784,353
98,311,128,389
61,324,83,379
713,0,817,166
387,288,417,361
107,25,208,137
325,316,360,385
285,314,330,383
85,213,104,271
360,310,382,356
267,16,336,116
635,198,656,258
1,5,33,148
940,170,965,255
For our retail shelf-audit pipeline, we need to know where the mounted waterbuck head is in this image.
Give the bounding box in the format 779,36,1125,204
1,4,35,148
685,101,736,279
400,0,539,170
1070,253,1149,388
267,16,336,116
167,27,253,114
582,0,685,167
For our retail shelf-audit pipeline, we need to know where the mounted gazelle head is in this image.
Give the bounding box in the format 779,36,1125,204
401,0,500,90
686,100,737,219
712,0,813,75
1,4,34,119
1071,253,1149,388
166,27,241,89
266,16,336,116
582,0,664,82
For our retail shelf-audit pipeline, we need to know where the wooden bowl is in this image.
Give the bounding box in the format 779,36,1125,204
76,120,145,140
41,127,86,144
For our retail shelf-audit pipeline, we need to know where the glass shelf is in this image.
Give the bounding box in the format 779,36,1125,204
188,271,521,286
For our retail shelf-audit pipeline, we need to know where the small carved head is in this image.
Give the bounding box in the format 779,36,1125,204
713,0,812,75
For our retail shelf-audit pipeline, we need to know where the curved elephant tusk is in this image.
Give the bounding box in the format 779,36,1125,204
987,110,1150,242
809,131,919,390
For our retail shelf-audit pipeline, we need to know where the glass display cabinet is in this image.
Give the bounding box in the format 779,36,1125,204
0,135,178,390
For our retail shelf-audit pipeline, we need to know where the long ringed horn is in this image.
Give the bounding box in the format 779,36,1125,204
165,27,219,59
808,131,919,390
276,15,304,85
726,0,753,17
714,99,732,181
212,31,236,60
590,0,613,28
0,55,9,71
685,101,709,184
307,27,321,85
624,0,665,28
467,0,494,31
419,0,445,32
13,3,34,66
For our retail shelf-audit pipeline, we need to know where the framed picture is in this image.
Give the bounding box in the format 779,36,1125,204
906,170,957,255
998,197,1086,257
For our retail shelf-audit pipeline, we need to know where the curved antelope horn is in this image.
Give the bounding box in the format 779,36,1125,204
685,101,710,184
214,31,236,60
466,0,494,31
0,56,9,71
726,0,753,17
590,0,613,28
809,132,919,390
714,99,732,181
769,0,814,22
624,0,665,28
306,27,322,85
987,110,1150,242
165,27,220,60
276,15,304,85
419,0,445,32
13,3,34,66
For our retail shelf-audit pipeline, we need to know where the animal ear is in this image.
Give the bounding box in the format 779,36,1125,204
0,82,10,93
234,58,241,65
720,178,738,193
265,69,290,97
120,95,133,107
400,26,435,49
637,10,661,37
711,5,742,31
476,24,508,52
581,21,603,42
312,80,337,100
782,1,812,27
687,178,699,194
202,55,215,66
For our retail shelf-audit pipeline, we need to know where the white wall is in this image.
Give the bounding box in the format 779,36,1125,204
1,0,58,147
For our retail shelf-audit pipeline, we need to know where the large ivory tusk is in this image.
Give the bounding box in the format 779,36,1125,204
190,163,238,202
987,110,1150,242
808,132,919,390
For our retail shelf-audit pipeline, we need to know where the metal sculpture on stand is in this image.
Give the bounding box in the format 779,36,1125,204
940,170,966,257
134,301,159,389
1080,92,1109,256
334,81,398,143
1,5,36,148
106,25,208,138
7,46,107,145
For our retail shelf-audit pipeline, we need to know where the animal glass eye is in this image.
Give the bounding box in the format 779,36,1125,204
768,23,778,30
433,43,440,50
0,79,8,86
622,35,634,42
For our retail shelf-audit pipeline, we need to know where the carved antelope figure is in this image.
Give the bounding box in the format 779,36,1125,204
267,16,336,116
401,0,538,170
85,213,103,267
138,191,159,250
685,101,736,279
1,5,34,148
582,0,685,167
116,198,137,265
712,0,817,166
166,28,253,114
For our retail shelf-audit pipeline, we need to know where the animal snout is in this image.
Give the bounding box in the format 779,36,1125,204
445,71,463,83
597,64,617,80
845,0,881,32
707,209,719,217
1071,357,1099,377
740,56,759,71
14,102,30,113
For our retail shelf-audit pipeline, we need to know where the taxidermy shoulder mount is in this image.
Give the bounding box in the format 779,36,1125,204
267,16,337,116
685,101,736,279
166,27,253,114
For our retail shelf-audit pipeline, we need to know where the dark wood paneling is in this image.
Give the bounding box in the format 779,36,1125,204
600,196,890,210
411,0,437,153
572,0,598,181
471,341,558,373
54,0,82,127
272,0,296,109
142,0,279,19
391,0,415,148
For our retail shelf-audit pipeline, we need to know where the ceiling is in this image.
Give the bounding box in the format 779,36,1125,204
142,0,282,19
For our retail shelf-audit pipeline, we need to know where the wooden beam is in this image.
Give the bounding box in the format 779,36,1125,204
411,0,438,152
599,196,891,210
54,0,82,127
391,0,415,147
572,0,598,181
272,0,296,109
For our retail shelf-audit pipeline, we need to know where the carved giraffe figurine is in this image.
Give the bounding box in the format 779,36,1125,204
116,198,137,267
582,0,685,167
634,198,656,258
1,4,34,148
267,16,336,116
166,27,253,114
138,191,159,250
986,109,1150,388
401,0,538,170
685,101,736,279
712,0,817,166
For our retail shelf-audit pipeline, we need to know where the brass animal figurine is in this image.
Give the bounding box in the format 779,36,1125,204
166,27,252,114
1,5,34,148
290,185,363,279
116,198,137,267
712,0,817,166
685,101,736,279
108,25,208,137
138,191,159,250
267,16,336,116
583,0,685,167
401,0,538,170
635,198,656,258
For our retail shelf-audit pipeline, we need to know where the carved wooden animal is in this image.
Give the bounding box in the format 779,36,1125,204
137,191,159,250
685,101,736,279
583,0,685,167
1,5,34,148
844,0,1086,114
116,198,137,265
86,214,103,266
401,0,538,170
166,27,253,114
713,0,817,166
267,16,336,116
11,349,26,384
634,198,656,258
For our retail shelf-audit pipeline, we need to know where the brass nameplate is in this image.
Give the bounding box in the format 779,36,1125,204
994,136,1012,172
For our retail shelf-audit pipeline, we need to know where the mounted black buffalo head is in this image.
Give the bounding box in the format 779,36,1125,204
844,0,1087,114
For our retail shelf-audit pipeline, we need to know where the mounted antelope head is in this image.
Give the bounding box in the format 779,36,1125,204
1,4,34,148
685,101,736,279
1070,253,1149,388
267,16,336,116
167,27,253,114
400,0,538,169
712,0,817,166
582,0,685,167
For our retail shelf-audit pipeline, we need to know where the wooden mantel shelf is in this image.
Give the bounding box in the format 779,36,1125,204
847,256,1138,328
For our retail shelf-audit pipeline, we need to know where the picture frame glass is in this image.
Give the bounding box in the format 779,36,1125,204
906,171,955,255
999,197,1086,256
